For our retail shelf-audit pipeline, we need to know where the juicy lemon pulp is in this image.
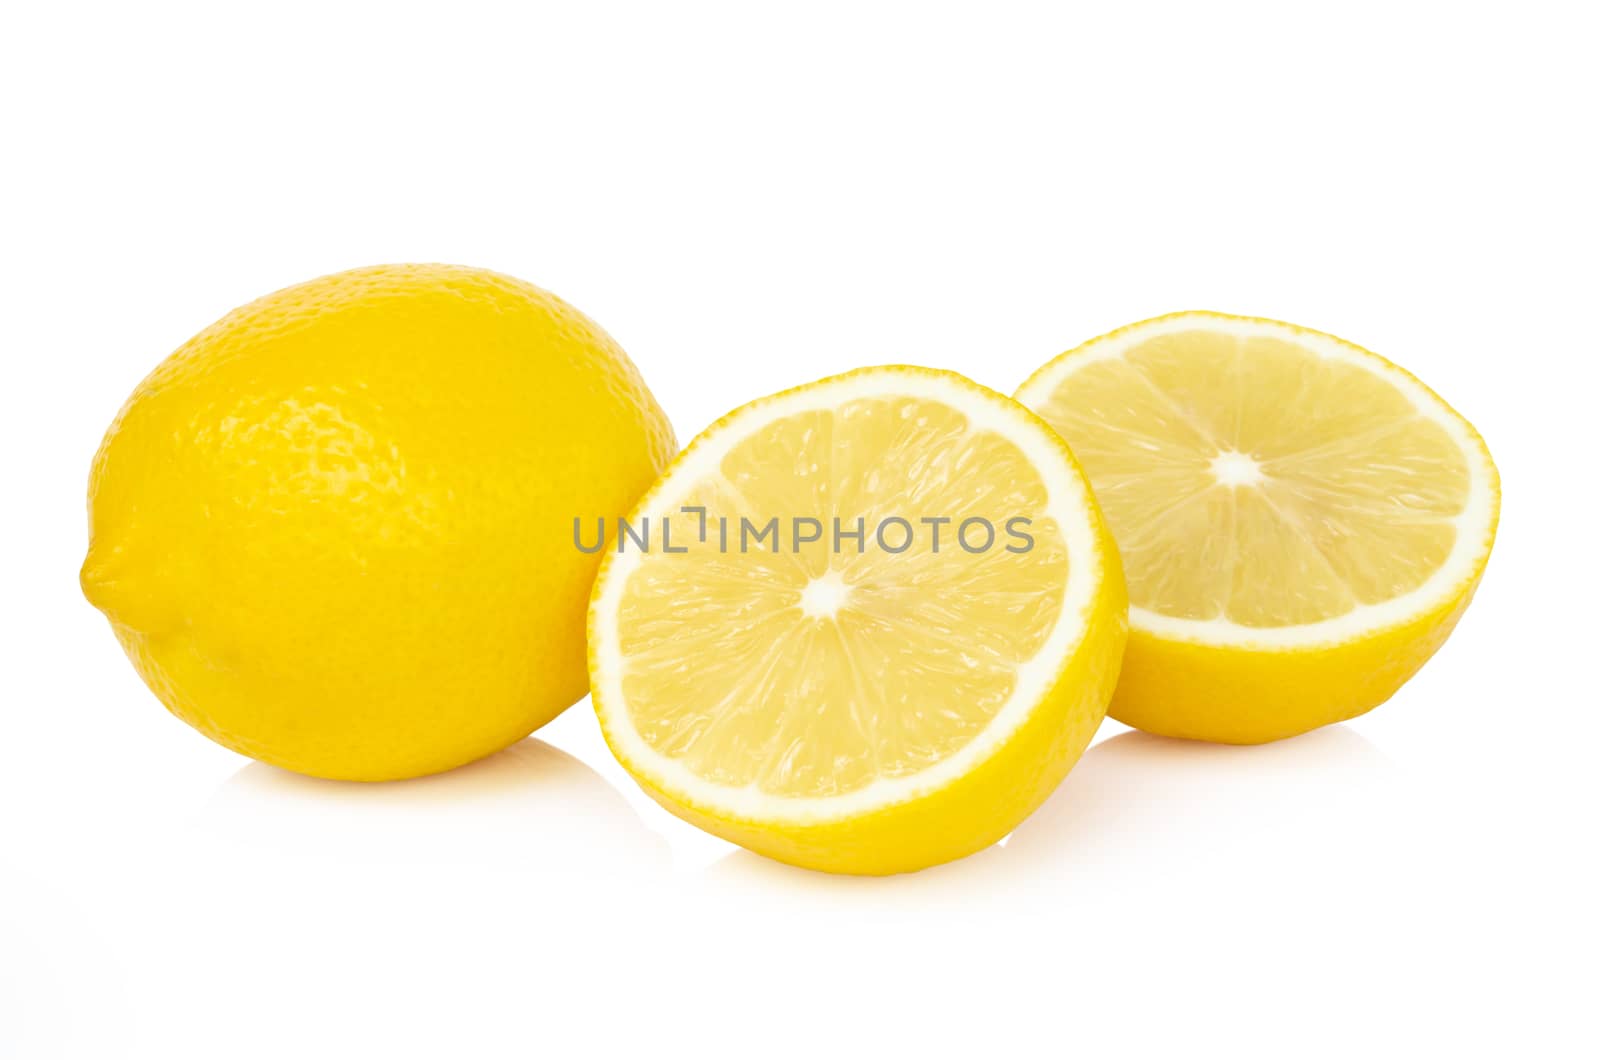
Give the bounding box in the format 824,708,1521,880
591,367,1127,874
1033,329,1470,628
1017,312,1498,744
615,395,1069,798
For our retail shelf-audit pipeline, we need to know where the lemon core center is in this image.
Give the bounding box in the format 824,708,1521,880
1210,450,1263,487
799,570,853,619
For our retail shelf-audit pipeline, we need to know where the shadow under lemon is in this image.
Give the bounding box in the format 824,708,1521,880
204,738,670,876
704,724,1399,896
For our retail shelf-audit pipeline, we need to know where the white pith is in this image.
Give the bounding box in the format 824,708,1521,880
590,369,1108,824
1017,313,1498,650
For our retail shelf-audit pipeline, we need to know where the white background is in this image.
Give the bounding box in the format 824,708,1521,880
3,3,1596,1057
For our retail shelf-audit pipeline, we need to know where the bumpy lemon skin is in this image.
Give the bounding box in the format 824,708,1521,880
590,367,1129,875
82,264,676,781
1019,311,1501,746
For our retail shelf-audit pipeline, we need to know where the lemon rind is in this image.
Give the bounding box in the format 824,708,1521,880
589,366,1113,825
1016,311,1500,651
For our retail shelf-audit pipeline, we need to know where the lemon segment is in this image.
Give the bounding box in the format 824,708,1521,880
1017,312,1498,743
589,367,1127,874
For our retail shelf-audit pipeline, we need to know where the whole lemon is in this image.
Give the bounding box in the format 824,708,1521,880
81,264,676,780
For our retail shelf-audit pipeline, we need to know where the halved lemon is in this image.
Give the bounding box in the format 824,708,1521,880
1017,312,1499,744
588,367,1127,874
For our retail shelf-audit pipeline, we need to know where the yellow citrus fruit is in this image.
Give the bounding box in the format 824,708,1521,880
589,366,1127,874
1017,312,1499,744
82,264,675,780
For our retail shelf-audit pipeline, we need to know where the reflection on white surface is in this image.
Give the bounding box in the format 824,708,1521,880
202,738,671,876
1002,724,1398,876
0,860,114,1060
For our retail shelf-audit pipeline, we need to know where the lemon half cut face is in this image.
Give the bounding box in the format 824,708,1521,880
1017,312,1499,744
588,366,1127,875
